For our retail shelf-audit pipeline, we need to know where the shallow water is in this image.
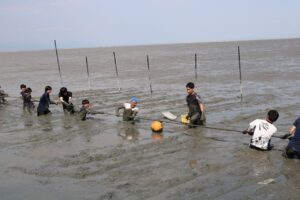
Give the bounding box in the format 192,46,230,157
0,38,300,200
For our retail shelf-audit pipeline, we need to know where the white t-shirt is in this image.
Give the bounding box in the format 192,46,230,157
123,103,139,112
249,119,277,150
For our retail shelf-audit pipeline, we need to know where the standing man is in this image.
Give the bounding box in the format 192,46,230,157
58,87,74,114
37,86,57,116
185,82,205,127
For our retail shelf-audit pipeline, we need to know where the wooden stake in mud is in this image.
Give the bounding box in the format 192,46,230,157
146,55,153,97
85,56,91,90
195,53,198,81
54,40,63,85
238,46,243,101
113,52,121,92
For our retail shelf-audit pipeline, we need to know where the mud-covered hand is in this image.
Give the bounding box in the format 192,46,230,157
280,133,292,139
242,129,254,135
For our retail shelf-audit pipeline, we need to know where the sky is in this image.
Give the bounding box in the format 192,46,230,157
0,0,300,51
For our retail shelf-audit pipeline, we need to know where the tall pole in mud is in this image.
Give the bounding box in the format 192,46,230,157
238,46,243,101
146,55,153,97
85,56,91,90
195,53,198,81
54,40,63,86
113,52,121,92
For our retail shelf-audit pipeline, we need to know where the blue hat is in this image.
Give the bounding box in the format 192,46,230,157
130,96,138,102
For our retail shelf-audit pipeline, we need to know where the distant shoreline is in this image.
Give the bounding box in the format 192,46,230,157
1,37,299,54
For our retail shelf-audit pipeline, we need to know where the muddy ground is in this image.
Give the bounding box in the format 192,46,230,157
0,39,300,200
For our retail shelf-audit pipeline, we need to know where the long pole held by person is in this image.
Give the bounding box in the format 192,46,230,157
195,53,198,81
54,40,63,86
146,55,153,97
113,52,121,92
85,56,91,90
238,46,243,101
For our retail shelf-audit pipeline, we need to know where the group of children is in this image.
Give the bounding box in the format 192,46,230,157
19,84,139,122
1,83,299,159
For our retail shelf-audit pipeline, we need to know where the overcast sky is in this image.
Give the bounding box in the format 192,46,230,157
1,0,300,51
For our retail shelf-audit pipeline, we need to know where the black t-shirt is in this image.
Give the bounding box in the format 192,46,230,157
59,91,72,109
186,93,202,117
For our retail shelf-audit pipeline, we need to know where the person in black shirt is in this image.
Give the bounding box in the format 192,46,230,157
58,87,74,114
37,86,57,116
186,82,205,127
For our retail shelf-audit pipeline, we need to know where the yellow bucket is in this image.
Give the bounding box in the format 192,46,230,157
181,114,190,124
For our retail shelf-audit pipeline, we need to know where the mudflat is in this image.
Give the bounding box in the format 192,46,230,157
0,38,300,200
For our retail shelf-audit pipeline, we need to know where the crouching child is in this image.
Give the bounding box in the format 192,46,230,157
243,110,279,151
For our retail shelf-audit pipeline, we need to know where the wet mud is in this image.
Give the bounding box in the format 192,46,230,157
0,39,300,199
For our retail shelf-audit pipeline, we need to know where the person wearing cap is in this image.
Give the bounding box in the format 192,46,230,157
185,82,205,127
23,87,35,113
0,85,8,104
37,86,57,116
78,99,103,121
58,87,74,114
116,97,139,121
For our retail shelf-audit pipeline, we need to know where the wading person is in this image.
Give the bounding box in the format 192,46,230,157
20,84,27,109
78,99,103,121
116,97,139,122
243,110,279,151
0,85,8,104
185,82,205,127
37,86,57,116
58,87,74,114
23,87,35,113
282,116,300,159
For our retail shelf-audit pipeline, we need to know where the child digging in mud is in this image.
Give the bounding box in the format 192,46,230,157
243,110,279,151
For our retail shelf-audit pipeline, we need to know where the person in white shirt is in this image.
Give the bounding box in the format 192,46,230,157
243,110,279,151
116,97,139,122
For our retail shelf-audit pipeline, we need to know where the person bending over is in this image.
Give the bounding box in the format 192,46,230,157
116,97,139,121
58,87,74,114
243,110,279,151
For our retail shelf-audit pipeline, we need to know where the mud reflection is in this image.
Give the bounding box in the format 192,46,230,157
118,122,140,142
